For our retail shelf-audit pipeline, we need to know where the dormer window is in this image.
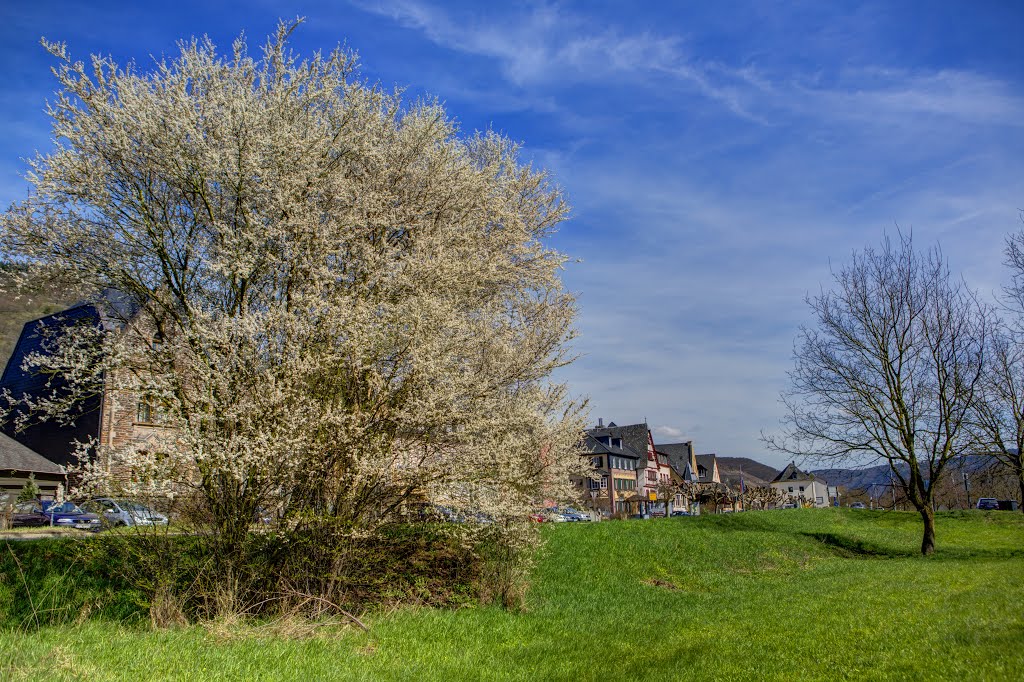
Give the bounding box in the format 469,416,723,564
612,438,622,448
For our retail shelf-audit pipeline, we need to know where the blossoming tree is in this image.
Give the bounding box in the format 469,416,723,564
1,22,587,588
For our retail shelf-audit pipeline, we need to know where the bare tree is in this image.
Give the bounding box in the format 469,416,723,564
971,229,1024,509
767,234,990,555
739,485,787,511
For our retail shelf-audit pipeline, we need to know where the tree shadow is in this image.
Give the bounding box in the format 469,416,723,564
801,531,1024,560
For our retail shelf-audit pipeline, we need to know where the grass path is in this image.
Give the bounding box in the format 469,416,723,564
2,509,1023,681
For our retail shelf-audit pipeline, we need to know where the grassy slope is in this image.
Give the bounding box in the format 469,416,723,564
2,509,1023,681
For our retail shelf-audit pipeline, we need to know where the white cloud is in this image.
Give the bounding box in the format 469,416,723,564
652,425,686,441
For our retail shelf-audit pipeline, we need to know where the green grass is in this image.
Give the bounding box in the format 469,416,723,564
2,509,1023,681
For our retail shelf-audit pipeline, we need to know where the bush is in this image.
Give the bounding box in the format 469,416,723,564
0,522,502,630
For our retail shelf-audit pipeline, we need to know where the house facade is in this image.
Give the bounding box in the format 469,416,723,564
582,431,640,515
771,462,831,507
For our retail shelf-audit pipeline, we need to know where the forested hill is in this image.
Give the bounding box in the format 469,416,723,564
716,457,779,487
811,464,912,491
0,266,82,369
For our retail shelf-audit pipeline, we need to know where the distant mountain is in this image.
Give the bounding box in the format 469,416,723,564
810,464,908,491
716,457,779,488
814,456,1016,493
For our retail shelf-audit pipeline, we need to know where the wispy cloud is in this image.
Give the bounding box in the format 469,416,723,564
353,0,760,118
791,68,1024,126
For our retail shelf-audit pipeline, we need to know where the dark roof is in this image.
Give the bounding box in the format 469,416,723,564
771,461,816,483
0,302,107,467
585,419,647,462
0,303,104,399
696,454,717,469
587,422,651,468
0,431,64,475
583,434,640,459
658,442,696,480
694,454,719,483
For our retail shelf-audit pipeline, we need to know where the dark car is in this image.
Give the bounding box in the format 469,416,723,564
976,498,999,510
12,502,50,528
37,501,103,531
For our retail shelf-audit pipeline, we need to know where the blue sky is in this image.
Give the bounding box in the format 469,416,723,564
2,1,1022,465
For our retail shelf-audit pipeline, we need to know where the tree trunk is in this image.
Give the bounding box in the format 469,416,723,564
1019,475,1024,514
919,505,936,556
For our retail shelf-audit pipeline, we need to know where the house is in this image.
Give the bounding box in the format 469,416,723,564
658,441,699,510
585,419,661,516
695,454,721,484
659,441,698,511
581,430,641,515
0,431,66,500
0,294,168,477
771,462,831,507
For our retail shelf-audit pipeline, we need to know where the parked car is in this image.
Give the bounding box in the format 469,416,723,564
850,502,867,509
558,507,590,522
669,510,691,517
32,501,102,530
11,502,49,528
976,498,999,510
80,498,169,527
532,509,568,522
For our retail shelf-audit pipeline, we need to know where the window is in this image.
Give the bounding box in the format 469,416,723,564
612,438,622,448
136,396,171,425
799,486,805,492
592,456,603,468
647,471,657,482
600,476,608,490
815,497,823,504
789,487,794,493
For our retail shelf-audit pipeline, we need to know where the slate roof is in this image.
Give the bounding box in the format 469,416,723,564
694,454,720,482
771,461,817,484
0,431,64,475
582,434,640,459
0,303,104,399
658,442,696,478
586,421,651,468
0,301,110,466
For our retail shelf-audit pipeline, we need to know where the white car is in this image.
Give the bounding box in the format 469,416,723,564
82,498,169,527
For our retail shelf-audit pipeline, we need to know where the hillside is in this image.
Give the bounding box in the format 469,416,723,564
5,509,1023,680
716,456,779,487
811,463,903,491
0,267,83,369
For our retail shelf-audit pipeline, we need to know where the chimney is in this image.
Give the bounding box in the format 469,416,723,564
597,417,604,428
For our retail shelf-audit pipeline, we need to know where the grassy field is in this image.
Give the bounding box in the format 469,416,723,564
2,509,1023,681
